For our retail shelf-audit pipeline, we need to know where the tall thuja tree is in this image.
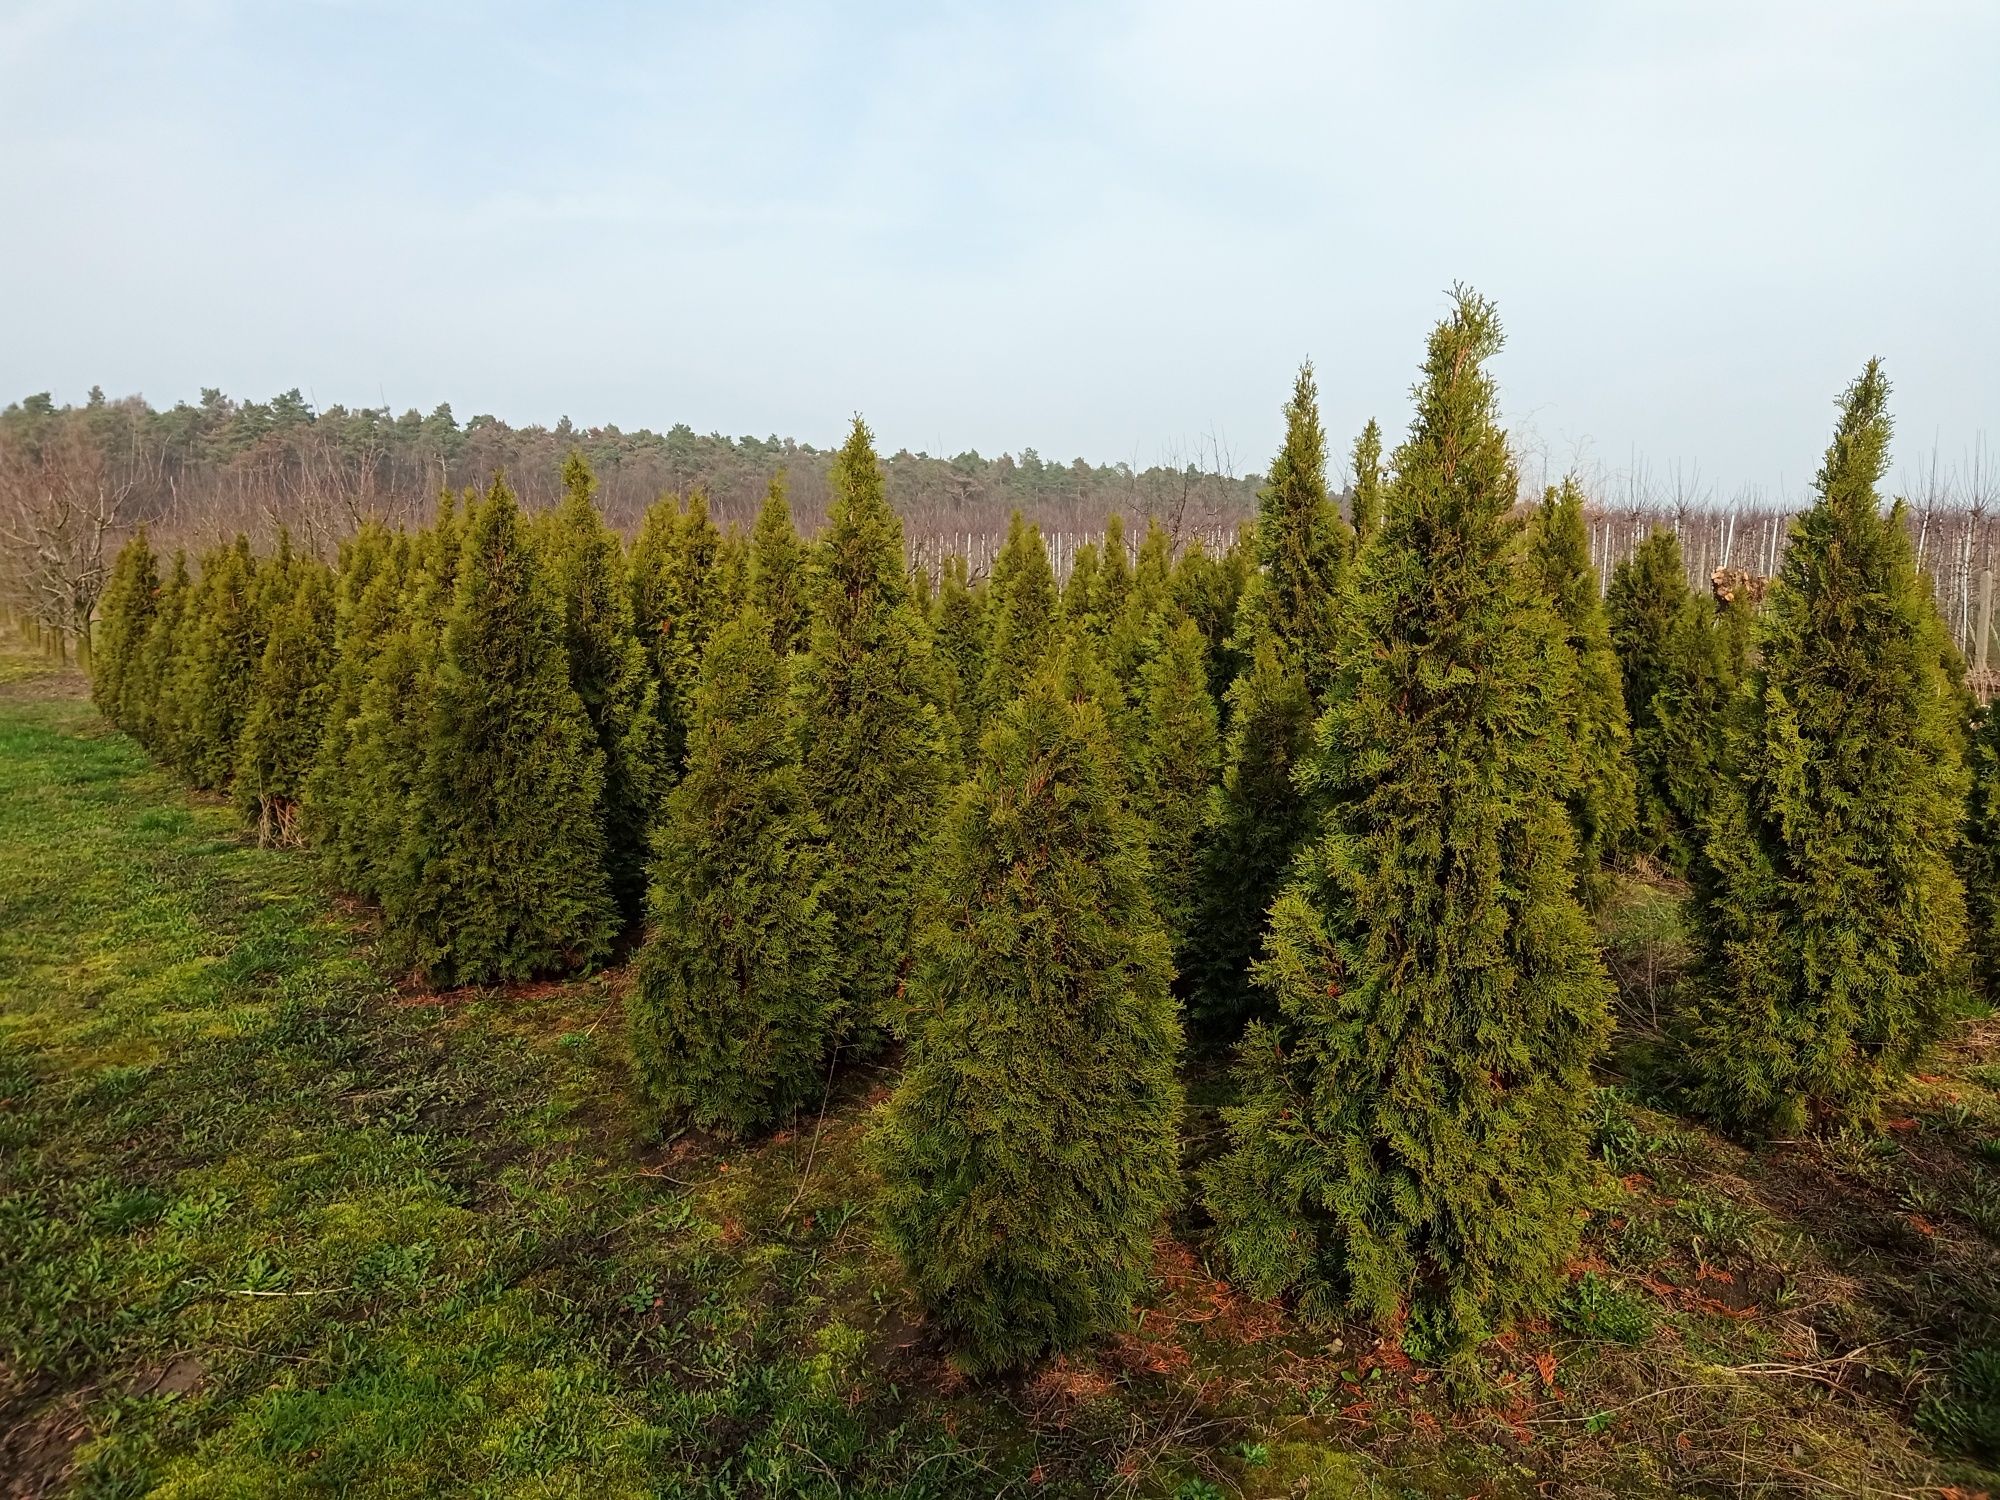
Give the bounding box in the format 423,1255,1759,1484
130,549,189,758
932,554,989,759
92,530,158,729
871,670,1183,1373
1061,540,1102,634
1105,518,1176,687
798,418,956,1040
541,454,668,919
1169,536,1250,713
629,608,834,1135
392,478,616,985
749,472,811,654
172,537,262,790
302,526,408,892
978,511,1061,716
1608,529,1692,862
1134,617,1221,957
630,490,729,774
1189,366,1350,1034
1965,705,2000,998
1648,588,1741,868
1691,362,1969,1133
1205,291,1611,1352
235,560,336,845
1348,419,1385,544
1527,478,1636,902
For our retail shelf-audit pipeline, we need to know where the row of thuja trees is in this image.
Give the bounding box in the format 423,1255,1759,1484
87,288,1994,1373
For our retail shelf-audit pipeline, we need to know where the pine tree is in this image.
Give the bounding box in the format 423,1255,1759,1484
750,472,812,654
391,478,616,985
541,454,669,919
932,554,989,759
1690,362,1969,1133
1349,419,1385,543
871,670,1183,1373
92,530,158,729
629,608,835,1135
1204,290,1611,1352
1135,617,1222,954
978,511,1061,716
798,419,956,1040
235,561,336,844
1527,478,1637,901
172,538,262,791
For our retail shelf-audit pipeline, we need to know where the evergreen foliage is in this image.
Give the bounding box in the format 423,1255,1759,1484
1204,290,1611,1352
542,454,668,919
1690,362,1970,1132
1527,478,1637,900
391,478,616,985
92,530,158,729
931,554,989,760
630,490,729,773
1169,536,1251,712
797,418,955,1040
871,671,1183,1374
171,538,262,791
234,561,336,844
978,511,1061,716
1349,419,1385,543
1965,704,2000,998
1607,528,1701,865
749,472,811,654
1134,617,1221,954
1061,540,1102,631
628,608,835,1135
129,550,189,758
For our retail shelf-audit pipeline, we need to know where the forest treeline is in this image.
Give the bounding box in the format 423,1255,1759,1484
77,287,2000,1376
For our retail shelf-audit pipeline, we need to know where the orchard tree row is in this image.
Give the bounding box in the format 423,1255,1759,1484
88,288,1998,1373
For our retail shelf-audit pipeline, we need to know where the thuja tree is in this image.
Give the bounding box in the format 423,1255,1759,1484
392,478,616,985
629,608,834,1134
871,671,1183,1373
630,489,729,771
978,510,1061,716
1691,362,1969,1133
1647,587,1740,866
1169,536,1251,713
1348,419,1385,543
1527,478,1636,902
798,418,956,1040
92,530,158,730
1965,705,2000,998
1608,528,1693,863
171,538,263,791
1135,616,1221,954
1061,539,1102,633
1204,290,1612,1353
749,472,812,654
130,550,189,759
235,561,336,844
541,454,668,919
1105,518,1176,687
932,554,989,759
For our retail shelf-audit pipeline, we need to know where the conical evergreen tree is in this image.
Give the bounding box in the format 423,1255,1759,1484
92,530,158,729
871,669,1183,1373
978,511,1061,716
1964,703,2000,1000
1062,540,1102,632
130,550,189,758
391,478,616,985
630,490,729,774
1607,528,1693,861
171,538,262,791
629,607,835,1135
1527,478,1637,902
1105,518,1176,688
932,554,989,760
1690,362,1970,1132
1184,638,1316,1034
235,562,335,844
1648,589,1740,871
1349,419,1385,543
749,472,812,654
798,418,956,1040
1093,513,1133,625
1204,290,1612,1352
1134,617,1221,955
541,453,669,919
1169,536,1250,712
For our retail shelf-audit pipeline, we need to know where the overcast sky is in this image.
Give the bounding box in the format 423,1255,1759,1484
4,0,1996,499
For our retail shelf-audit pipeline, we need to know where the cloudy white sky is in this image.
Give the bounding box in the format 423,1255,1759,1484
4,0,1996,497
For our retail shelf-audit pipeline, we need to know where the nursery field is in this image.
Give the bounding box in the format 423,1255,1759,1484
1,646,1997,1498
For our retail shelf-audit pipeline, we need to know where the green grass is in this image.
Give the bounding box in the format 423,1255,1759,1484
5,649,2000,1498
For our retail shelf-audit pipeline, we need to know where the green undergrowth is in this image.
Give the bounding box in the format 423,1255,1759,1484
3,648,1997,1497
